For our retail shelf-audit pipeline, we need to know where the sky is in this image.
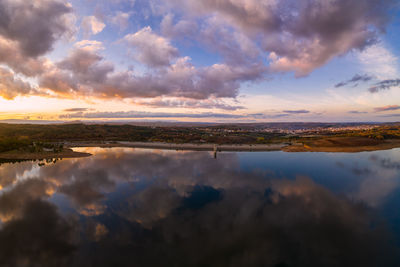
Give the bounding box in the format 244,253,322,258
0,0,400,123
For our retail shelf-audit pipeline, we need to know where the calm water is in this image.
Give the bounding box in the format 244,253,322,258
1,147,400,267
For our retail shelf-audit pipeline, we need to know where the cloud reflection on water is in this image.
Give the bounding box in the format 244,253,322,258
0,148,399,266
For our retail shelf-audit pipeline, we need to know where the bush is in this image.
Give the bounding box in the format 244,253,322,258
0,137,32,153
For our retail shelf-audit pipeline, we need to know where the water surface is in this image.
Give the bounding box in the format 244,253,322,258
1,147,400,266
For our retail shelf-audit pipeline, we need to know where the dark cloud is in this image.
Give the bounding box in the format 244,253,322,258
369,79,400,93
283,109,310,114
0,0,75,58
335,74,374,88
374,105,400,112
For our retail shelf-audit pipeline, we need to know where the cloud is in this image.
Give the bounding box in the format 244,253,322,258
197,16,262,65
0,36,49,77
134,98,245,111
59,110,245,119
63,108,89,112
110,11,131,31
374,105,400,112
59,108,321,121
0,200,77,267
249,113,291,119
0,0,75,58
369,79,400,93
59,170,115,215
370,155,400,170
167,0,396,76
121,186,181,228
161,13,199,39
81,16,106,36
348,111,368,114
282,110,310,114
335,74,374,88
0,179,54,221
358,43,399,80
378,114,400,118
39,47,114,95
0,0,397,104
85,222,109,242
0,67,38,100
39,48,262,100
74,40,104,51
0,0,76,100
113,177,399,265
58,47,111,76
1,148,400,265
124,26,179,67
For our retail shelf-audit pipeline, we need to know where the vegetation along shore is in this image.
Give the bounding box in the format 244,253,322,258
1,122,400,160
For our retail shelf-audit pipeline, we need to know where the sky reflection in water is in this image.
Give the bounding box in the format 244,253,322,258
0,147,400,267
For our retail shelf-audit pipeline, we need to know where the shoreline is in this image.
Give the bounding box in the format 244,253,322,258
0,148,92,161
68,139,400,153
67,141,286,152
1,139,400,161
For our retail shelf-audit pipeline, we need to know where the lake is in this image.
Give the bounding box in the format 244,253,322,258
1,147,400,266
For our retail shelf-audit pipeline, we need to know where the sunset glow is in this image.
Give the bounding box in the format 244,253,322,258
0,0,399,122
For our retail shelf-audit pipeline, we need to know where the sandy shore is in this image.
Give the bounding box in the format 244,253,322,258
67,141,287,152
0,148,92,160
